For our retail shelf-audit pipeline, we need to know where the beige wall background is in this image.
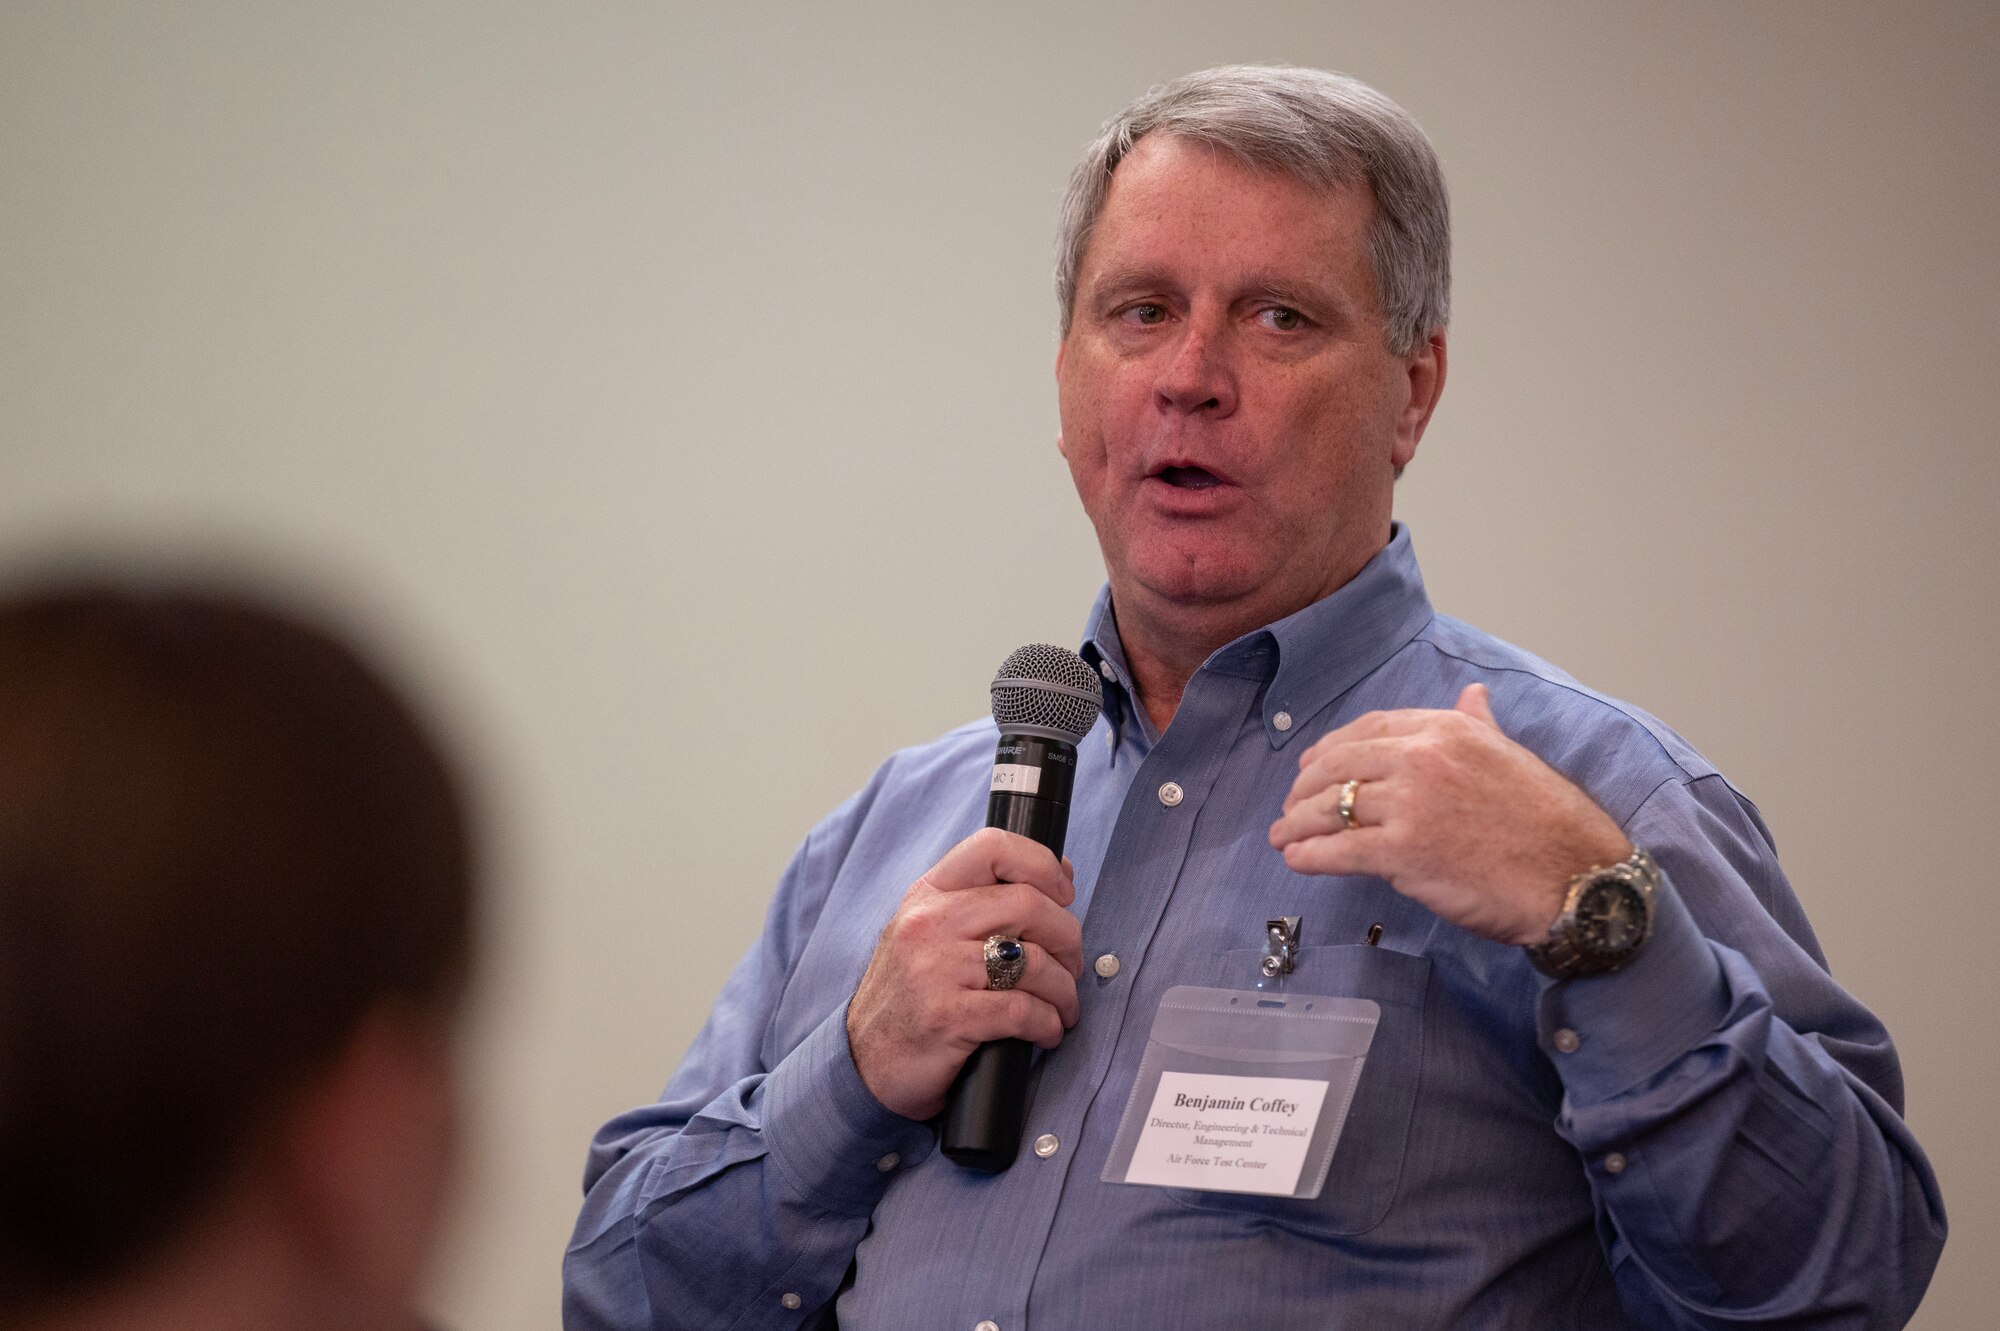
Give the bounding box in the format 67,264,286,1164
4,2,1994,1326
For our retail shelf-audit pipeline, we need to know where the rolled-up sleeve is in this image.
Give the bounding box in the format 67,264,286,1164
1538,774,1946,1328
563,806,935,1331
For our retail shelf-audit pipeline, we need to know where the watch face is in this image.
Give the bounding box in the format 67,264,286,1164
1578,879,1649,953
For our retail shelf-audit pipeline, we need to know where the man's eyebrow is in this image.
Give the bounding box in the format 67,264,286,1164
1083,264,1178,302
1238,272,1353,316
1082,265,1356,318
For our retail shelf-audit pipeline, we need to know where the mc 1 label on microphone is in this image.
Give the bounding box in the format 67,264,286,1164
990,763,1043,795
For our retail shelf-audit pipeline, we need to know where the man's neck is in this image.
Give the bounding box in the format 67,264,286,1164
1111,541,1389,734
1115,594,1290,735
1121,623,1208,736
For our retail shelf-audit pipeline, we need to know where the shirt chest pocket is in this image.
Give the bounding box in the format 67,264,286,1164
1165,943,1430,1237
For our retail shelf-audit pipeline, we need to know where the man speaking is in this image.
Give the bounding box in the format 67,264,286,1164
564,66,1945,1328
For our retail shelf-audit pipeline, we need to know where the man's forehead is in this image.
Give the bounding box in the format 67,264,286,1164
1078,138,1376,291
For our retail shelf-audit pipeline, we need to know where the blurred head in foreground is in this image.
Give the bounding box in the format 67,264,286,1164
0,581,474,1331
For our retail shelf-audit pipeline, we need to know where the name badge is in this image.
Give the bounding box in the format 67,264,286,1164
1101,986,1380,1200
1123,1070,1332,1195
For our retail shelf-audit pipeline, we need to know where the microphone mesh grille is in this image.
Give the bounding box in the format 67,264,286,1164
990,644,1103,742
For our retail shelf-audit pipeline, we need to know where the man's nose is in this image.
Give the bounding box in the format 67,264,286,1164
1154,322,1238,418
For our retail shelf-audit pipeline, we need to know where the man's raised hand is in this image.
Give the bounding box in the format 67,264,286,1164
1268,684,1631,946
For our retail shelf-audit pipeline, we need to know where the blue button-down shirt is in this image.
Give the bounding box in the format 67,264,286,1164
565,526,1944,1330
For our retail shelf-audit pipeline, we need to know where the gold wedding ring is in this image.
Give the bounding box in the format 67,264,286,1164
1338,778,1363,831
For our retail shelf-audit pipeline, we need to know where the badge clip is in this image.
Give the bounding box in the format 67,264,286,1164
1260,915,1302,981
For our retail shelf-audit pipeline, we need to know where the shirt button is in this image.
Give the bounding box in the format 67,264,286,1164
781,1292,802,1310
1273,710,1293,732
1553,1028,1580,1054
1098,659,1116,681
1604,1152,1627,1175
1094,953,1121,978
1104,727,1116,748
1033,1133,1060,1158
976,1321,1001,1331
874,1151,900,1172
1158,781,1184,807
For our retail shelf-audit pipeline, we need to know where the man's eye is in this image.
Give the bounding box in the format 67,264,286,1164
1122,304,1168,325
1260,306,1306,332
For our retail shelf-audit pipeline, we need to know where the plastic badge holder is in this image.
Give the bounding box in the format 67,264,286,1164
1101,985,1380,1199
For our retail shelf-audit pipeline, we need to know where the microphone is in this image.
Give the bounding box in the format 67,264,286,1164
940,644,1103,1172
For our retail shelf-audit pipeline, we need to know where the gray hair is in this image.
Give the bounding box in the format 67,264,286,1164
1056,65,1450,357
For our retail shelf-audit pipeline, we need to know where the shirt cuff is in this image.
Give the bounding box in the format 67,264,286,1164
762,1000,936,1217
1535,872,1734,1107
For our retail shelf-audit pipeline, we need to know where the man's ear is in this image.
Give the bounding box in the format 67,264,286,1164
1391,329,1447,471
1055,341,1071,460
276,1001,460,1310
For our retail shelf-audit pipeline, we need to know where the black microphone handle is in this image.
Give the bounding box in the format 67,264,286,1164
984,784,1071,856
938,1036,1033,1172
939,736,1075,1172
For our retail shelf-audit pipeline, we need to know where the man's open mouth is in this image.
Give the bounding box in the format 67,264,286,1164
1156,465,1224,490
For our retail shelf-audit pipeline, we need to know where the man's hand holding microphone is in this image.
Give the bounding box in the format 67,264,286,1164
845,828,1083,1122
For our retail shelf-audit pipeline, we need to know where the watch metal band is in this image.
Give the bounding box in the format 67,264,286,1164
1524,846,1659,980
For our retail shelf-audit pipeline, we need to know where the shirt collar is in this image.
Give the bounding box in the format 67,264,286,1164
1079,522,1435,749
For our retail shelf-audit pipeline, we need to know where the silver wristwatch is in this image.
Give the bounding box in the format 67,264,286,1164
1524,848,1659,980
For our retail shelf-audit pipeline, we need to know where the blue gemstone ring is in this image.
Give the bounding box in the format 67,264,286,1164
983,935,1027,991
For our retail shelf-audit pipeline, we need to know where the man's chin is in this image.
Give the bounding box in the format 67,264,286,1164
1114,561,1274,620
